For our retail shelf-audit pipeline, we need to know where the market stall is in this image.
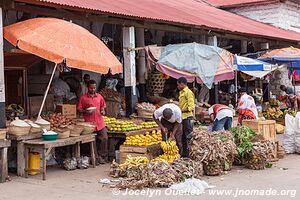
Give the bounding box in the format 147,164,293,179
3,17,122,178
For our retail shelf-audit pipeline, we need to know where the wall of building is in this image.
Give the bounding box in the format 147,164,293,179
228,1,300,33
228,1,300,95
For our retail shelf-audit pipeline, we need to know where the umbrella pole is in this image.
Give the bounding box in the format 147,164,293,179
37,63,58,119
235,70,238,107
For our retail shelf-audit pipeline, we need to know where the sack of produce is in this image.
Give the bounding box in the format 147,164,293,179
295,133,300,154
8,117,31,136
77,156,90,169
63,157,77,171
282,114,296,154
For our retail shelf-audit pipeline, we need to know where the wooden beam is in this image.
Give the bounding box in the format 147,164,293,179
0,7,5,128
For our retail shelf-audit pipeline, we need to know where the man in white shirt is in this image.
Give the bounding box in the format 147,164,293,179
208,104,233,132
153,103,183,155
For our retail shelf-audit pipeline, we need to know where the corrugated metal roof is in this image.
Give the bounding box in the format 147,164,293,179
205,0,279,8
17,0,300,42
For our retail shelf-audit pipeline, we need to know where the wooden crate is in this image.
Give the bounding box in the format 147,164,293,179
119,144,163,163
242,119,276,141
56,104,77,119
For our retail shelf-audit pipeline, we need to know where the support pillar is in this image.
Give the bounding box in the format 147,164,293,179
136,28,146,102
241,40,247,54
123,26,137,116
208,36,219,104
0,8,6,128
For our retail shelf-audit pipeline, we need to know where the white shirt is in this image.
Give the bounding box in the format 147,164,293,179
208,107,233,121
153,104,182,123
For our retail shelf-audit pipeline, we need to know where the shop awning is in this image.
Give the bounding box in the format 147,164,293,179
4,51,43,70
259,47,300,68
17,0,300,42
146,43,235,88
234,55,272,71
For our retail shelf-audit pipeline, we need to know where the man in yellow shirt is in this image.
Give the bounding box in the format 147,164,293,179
177,77,195,157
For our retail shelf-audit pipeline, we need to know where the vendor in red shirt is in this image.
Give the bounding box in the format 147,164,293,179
77,80,108,164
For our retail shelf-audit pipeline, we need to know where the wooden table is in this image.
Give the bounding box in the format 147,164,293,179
8,133,42,177
23,134,96,180
0,139,11,183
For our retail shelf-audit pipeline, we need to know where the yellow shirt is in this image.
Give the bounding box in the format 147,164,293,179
179,87,195,119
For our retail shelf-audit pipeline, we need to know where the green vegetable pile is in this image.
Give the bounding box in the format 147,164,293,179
230,126,256,165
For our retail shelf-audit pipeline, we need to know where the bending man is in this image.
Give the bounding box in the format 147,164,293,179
153,103,183,156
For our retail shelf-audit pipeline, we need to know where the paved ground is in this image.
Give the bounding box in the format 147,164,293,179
1,153,299,200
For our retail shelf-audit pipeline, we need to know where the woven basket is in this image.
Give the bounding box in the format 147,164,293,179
0,128,7,140
147,71,165,95
57,129,70,139
29,124,42,134
8,125,31,136
36,123,51,131
69,125,84,137
136,107,154,118
77,122,96,135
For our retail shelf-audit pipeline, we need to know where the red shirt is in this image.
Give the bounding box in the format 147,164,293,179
77,93,106,131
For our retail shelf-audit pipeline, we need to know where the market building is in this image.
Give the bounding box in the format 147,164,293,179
0,0,300,183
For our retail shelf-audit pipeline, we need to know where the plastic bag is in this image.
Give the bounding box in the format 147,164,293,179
63,158,77,170
106,79,118,91
77,156,90,169
170,178,215,195
295,134,300,154
282,114,296,154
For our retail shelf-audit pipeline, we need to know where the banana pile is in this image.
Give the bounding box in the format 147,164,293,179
154,141,180,163
123,130,162,146
119,155,149,170
263,107,283,119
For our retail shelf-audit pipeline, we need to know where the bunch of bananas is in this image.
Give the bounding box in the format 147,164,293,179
123,130,162,146
156,141,180,163
119,155,149,170
263,107,283,119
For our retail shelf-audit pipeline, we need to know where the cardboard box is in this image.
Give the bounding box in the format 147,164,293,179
56,104,77,119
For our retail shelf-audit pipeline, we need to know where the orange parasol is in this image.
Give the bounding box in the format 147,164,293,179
3,17,122,74
3,17,123,118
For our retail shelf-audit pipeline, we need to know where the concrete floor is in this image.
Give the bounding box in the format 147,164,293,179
0,153,300,200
